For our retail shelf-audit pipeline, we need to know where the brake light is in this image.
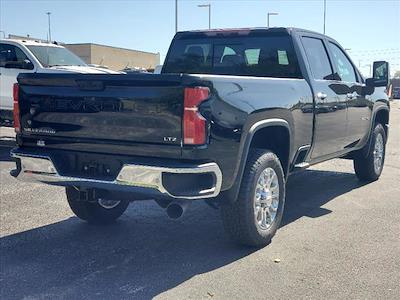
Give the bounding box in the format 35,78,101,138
183,87,209,145
13,83,21,133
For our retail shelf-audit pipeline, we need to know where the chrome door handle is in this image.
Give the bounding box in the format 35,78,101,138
316,92,327,100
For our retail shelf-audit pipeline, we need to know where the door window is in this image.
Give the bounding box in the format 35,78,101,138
328,42,357,82
302,37,333,80
0,43,32,69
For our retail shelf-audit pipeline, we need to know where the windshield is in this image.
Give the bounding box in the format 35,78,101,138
27,45,86,67
162,33,302,78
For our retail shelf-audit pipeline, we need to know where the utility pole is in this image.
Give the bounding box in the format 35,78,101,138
175,0,178,33
198,4,211,29
46,12,52,42
323,0,326,34
365,64,372,77
267,12,279,27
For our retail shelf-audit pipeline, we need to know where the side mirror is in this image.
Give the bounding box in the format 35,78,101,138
5,59,34,70
366,61,389,87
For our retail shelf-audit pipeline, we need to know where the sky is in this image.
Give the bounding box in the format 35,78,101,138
1,0,399,75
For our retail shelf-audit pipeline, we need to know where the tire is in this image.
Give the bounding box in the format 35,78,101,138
66,187,129,224
220,149,286,247
353,123,386,182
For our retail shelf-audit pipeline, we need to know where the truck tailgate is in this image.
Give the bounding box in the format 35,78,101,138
17,73,184,147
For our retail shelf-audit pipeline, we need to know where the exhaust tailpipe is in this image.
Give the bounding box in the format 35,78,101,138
166,201,192,219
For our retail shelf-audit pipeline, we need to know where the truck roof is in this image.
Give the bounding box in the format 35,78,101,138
175,27,328,39
0,39,64,48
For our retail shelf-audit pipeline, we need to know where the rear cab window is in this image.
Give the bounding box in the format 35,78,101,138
162,31,302,79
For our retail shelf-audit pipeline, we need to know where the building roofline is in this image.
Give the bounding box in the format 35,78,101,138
65,43,159,55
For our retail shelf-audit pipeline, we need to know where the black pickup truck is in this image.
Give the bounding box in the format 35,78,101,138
11,28,390,247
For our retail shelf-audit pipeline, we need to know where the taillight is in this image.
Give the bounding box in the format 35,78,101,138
183,87,209,145
13,83,21,133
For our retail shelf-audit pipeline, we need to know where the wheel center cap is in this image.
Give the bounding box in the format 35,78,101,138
260,190,272,206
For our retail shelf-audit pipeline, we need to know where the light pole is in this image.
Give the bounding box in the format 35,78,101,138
198,4,211,29
365,64,372,77
267,12,278,27
46,12,52,42
323,0,326,34
175,0,178,33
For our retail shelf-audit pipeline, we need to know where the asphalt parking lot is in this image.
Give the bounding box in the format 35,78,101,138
1,101,399,299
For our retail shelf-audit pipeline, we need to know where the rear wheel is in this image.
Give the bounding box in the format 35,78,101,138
220,149,286,247
66,187,129,224
353,123,386,182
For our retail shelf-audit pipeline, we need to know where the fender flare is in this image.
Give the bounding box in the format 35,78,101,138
221,118,292,203
362,106,390,156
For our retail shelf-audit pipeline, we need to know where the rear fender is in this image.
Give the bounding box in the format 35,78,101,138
220,118,292,204
362,106,389,157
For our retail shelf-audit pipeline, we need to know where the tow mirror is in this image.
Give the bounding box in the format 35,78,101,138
366,61,389,87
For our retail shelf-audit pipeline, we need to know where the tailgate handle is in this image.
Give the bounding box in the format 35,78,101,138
76,80,105,91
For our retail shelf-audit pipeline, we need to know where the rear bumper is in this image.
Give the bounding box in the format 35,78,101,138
10,149,222,200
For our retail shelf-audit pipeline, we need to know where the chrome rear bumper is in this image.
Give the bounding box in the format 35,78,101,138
11,150,222,199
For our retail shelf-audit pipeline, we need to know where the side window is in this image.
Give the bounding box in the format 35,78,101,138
0,44,16,67
329,42,357,82
0,44,31,69
302,37,333,80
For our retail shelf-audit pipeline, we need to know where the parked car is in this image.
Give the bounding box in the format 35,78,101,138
10,28,390,247
0,39,119,124
390,78,400,99
393,87,400,99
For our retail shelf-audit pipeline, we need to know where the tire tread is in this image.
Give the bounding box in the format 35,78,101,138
221,149,285,247
354,123,386,182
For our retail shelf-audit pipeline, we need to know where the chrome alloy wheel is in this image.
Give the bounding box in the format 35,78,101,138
254,167,280,230
98,198,121,209
373,133,384,174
